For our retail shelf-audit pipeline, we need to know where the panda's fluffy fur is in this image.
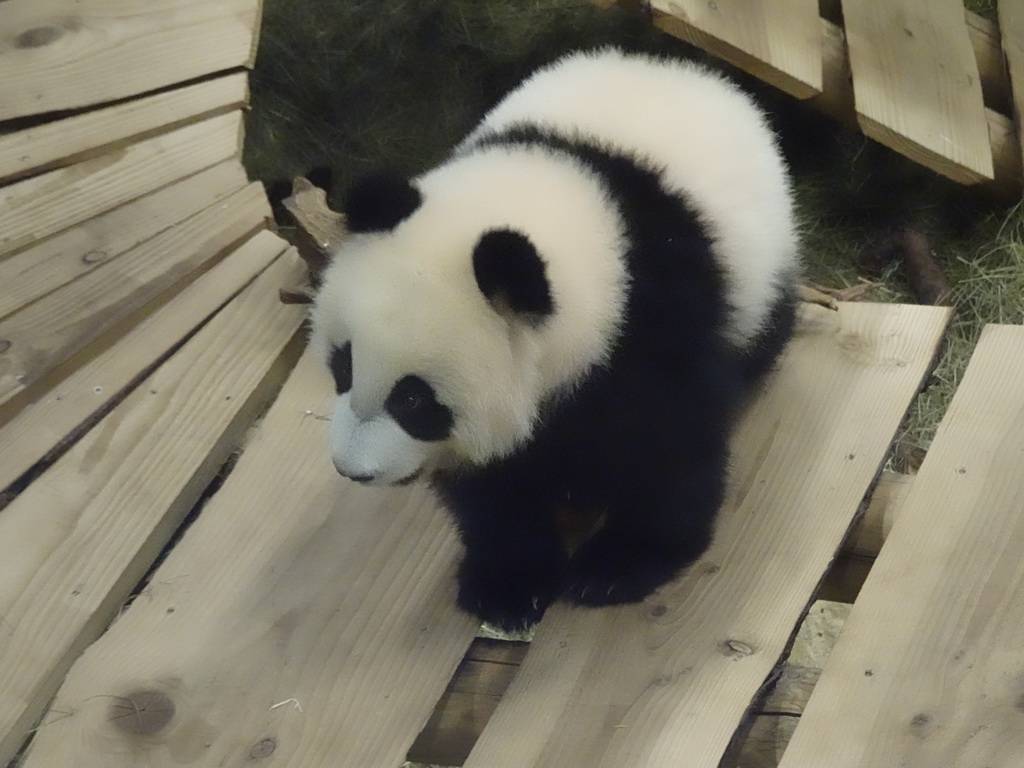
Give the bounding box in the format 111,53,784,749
309,48,800,630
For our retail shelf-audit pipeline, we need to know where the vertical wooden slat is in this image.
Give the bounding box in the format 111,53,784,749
779,324,1024,768
841,0,994,183
998,0,1024,180
461,303,951,768
650,0,822,98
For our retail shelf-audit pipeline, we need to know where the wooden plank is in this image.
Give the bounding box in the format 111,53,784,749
459,303,951,768
19,351,481,768
0,245,305,767
780,324,1024,768
0,160,249,322
0,0,261,121
0,72,249,185
0,181,270,408
0,229,288,494
999,0,1024,179
0,111,244,259
650,0,822,98
841,0,993,183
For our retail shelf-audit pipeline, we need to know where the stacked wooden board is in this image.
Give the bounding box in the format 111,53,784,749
4,2,1024,767
594,0,1024,196
0,1,306,764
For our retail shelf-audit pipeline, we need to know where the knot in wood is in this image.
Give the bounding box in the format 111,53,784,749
722,639,755,657
249,737,277,758
108,690,175,735
0,340,10,354
15,25,64,48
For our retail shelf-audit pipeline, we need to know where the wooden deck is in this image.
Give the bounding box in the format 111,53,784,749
4,1,1024,767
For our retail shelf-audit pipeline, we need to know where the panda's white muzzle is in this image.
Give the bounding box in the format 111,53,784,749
330,393,433,486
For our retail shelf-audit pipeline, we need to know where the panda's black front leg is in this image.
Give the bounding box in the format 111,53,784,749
564,459,725,606
433,470,566,632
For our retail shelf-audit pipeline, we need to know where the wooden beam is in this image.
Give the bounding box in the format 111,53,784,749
780,324,1024,767
648,0,822,98
999,0,1024,181
0,73,249,185
0,181,270,407
0,111,244,259
0,229,286,494
0,160,249,322
0,243,305,767
0,0,261,121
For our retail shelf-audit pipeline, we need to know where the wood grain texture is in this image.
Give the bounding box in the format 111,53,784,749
841,0,993,183
779,323,1024,768
0,249,305,767
0,229,287,493
650,0,822,98
461,303,951,768
999,0,1024,179
0,181,270,407
0,73,248,184
0,111,243,259
0,160,249,322
21,352,481,768
0,0,261,121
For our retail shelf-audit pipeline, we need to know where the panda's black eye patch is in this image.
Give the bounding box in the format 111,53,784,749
386,375,453,442
330,342,353,394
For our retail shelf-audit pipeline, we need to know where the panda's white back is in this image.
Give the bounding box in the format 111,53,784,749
464,48,798,346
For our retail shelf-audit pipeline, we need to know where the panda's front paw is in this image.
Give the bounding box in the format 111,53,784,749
564,531,684,606
456,559,558,632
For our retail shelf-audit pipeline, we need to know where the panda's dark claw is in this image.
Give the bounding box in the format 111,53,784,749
456,558,557,632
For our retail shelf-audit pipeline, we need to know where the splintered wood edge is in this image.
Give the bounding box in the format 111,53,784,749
280,176,347,291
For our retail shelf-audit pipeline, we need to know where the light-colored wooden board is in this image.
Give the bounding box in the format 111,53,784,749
0,73,248,185
0,181,270,408
0,0,261,121
0,110,243,259
841,0,993,183
0,229,288,493
20,352,481,768
999,0,1024,179
650,0,822,98
844,470,914,558
0,160,250,322
459,302,951,768
0,246,305,767
779,323,1024,768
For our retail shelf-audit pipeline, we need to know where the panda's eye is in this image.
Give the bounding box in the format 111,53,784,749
330,342,353,394
385,375,453,442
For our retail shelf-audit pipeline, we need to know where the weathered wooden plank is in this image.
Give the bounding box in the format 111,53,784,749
649,0,821,98
0,0,261,121
841,0,993,183
0,111,244,259
0,229,287,494
20,351,481,768
460,303,950,768
0,160,249,322
999,0,1024,179
0,182,270,409
0,73,248,184
779,323,1024,768
0,245,304,767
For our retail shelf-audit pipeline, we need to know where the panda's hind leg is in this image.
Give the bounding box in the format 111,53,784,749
564,455,724,607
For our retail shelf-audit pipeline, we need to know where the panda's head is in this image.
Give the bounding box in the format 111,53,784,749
309,157,626,486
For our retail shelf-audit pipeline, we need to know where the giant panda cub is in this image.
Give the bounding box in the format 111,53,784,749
309,48,800,631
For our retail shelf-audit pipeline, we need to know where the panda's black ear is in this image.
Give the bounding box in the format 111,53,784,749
473,229,555,326
344,171,422,233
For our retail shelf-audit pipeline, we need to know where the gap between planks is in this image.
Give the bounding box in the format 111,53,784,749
0,244,306,767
